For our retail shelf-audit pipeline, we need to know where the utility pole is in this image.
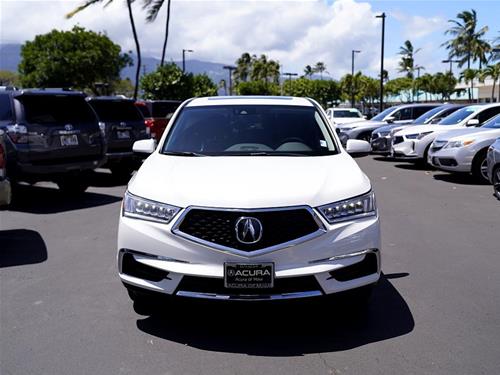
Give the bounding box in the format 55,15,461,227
182,49,194,73
223,65,236,95
283,72,298,88
376,12,386,113
414,66,423,102
441,59,460,74
351,50,361,108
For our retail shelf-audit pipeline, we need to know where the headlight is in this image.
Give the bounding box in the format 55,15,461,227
317,191,376,224
443,139,475,149
406,131,433,140
123,191,180,224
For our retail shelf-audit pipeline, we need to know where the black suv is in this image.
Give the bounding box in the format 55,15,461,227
0,89,105,194
87,97,149,179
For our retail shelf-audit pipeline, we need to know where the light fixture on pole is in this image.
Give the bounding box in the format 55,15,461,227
223,65,237,96
376,12,386,113
182,49,194,73
441,59,460,74
351,50,361,108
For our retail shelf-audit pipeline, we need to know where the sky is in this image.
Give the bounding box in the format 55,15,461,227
0,0,499,80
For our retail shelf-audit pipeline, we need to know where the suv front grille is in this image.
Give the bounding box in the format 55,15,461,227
175,207,321,252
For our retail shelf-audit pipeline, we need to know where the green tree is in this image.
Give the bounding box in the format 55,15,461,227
415,73,434,101
112,78,135,97
313,62,327,80
250,54,280,83
398,40,420,78
234,52,252,83
19,26,131,93
67,0,142,99
443,9,490,100
385,77,413,102
140,63,216,100
459,68,480,102
143,0,172,68
0,70,20,86
432,72,458,101
282,77,340,107
303,65,314,78
235,81,280,96
481,63,500,102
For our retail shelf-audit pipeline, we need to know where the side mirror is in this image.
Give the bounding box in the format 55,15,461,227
385,116,396,123
363,115,368,119
430,118,441,124
133,139,156,154
346,139,371,156
466,119,480,127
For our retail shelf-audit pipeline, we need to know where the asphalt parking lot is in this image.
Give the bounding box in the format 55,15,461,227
1,156,499,375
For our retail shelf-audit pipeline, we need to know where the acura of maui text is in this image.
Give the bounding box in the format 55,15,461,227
117,96,381,307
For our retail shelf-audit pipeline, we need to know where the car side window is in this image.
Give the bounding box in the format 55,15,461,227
412,106,434,119
476,107,500,124
0,94,13,121
394,107,412,121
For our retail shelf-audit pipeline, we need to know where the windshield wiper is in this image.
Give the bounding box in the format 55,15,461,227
163,151,206,157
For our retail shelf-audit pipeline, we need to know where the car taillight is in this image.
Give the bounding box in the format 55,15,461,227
6,124,28,144
144,119,155,128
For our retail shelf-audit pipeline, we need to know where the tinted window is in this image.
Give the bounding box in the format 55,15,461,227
482,114,500,129
372,107,395,121
163,105,337,156
333,109,362,118
135,102,151,117
89,100,143,122
0,94,13,121
152,102,181,118
413,106,445,124
19,95,96,124
476,107,500,124
393,107,412,121
412,106,436,119
439,106,482,125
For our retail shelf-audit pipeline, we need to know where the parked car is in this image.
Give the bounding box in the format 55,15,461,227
338,103,440,142
392,103,500,164
87,97,150,179
486,137,500,199
0,89,105,194
326,107,364,126
371,104,466,154
135,100,181,141
428,114,500,181
118,96,380,308
0,130,11,206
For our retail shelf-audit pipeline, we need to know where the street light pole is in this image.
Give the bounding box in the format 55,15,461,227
182,49,194,73
441,59,460,74
376,13,386,113
223,65,236,96
414,66,423,103
351,50,361,108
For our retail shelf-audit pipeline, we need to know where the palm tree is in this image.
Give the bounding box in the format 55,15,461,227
313,62,327,80
67,0,142,100
303,65,314,78
460,68,480,103
481,63,500,102
143,0,172,68
234,53,252,83
398,40,420,79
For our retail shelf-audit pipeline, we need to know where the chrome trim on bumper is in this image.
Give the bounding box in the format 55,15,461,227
309,248,379,264
176,290,323,301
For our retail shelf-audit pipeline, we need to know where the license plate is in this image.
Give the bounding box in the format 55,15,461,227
224,263,274,289
117,130,130,139
60,135,78,146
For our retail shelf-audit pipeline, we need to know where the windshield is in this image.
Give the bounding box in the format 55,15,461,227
482,114,500,129
439,106,481,125
162,105,338,156
333,109,362,118
89,100,143,122
413,106,446,125
371,107,396,121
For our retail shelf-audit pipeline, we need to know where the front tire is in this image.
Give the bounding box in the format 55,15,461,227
56,177,89,195
493,166,500,200
471,149,489,183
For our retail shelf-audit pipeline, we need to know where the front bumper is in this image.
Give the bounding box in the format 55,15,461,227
428,147,472,173
371,136,391,154
117,210,381,301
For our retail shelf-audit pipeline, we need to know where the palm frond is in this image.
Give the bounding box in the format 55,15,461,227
144,0,165,22
66,0,103,18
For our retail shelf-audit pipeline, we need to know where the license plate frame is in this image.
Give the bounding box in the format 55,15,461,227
117,130,131,139
60,134,79,146
224,263,274,289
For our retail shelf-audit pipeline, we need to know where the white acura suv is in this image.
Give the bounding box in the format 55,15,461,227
118,96,380,307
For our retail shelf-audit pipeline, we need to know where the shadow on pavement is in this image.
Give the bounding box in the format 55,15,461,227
7,184,122,214
433,173,487,186
373,156,396,162
88,170,131,188
0,229,47,268
136,275,414,355
393,163,431,171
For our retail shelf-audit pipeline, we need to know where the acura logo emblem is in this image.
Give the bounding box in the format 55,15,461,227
235,217,263,244
64,124,73,131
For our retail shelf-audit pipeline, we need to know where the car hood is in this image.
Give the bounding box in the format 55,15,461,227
436,127,500,142
333,118,365,125
373,124,409,134
395,124,463,136
338,120,386,130
128,152,371,209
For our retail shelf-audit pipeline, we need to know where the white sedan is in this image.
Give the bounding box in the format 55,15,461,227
118,96,380,308
392,104,500,163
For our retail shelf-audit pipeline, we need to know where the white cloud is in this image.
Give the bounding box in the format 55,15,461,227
0,0,432,79
391,11,446,40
